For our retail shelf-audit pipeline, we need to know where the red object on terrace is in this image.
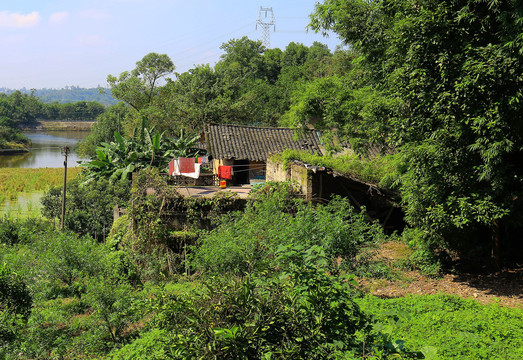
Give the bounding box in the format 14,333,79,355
218,165,232,180
179,157,195,173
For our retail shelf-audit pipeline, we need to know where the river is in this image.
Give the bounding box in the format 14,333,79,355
0,130,89,168
0,130,90,217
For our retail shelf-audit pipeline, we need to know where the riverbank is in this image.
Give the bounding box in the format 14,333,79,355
23,120,94,131
0,148,30,155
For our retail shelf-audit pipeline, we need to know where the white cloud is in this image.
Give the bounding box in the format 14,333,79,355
0,11,40,28
78,9,110,21
49,11,69,25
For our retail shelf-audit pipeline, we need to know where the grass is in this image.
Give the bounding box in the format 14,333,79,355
357,294,523,359
271,149,400,188
0,167,82,202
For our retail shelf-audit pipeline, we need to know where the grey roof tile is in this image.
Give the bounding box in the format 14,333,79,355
204,124,322,161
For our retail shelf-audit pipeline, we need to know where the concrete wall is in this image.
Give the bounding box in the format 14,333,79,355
266,158,316,200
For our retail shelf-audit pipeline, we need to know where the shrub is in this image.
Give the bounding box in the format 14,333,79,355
0,217,53,246
0,263,32,344
402,228,443,277
146,246,379,359
84,276,142,346
36,233,109,300
191,186,384,275
41,177,131,241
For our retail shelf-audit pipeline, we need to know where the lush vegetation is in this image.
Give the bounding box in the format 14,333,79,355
272,149,399,188
80,120,201,180
302,0,523,267
100,42,344,135
0,125,30,152
0,91,105,125
1,86,117,106
2,181,522,358
92,1,523,267
0,167,81,204
3,0,522,358
358,294,523,359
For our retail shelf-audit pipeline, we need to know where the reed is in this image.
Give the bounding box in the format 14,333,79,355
0,167,82,200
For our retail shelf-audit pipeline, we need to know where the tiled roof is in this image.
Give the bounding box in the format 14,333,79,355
204,124,322,161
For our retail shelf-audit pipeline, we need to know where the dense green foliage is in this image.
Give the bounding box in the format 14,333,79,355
191,182,384,275
0,91,105,124
41,177,131,241
0,86,117,106
81,120,201,182
4,2,522,357
0,124,30,151
106,40,345,135
1,215,520,359
116,246,402,359
358,294,523,359
303,0,523,265
77,102,130,157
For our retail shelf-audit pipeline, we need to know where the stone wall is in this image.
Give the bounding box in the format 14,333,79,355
266,158,316,200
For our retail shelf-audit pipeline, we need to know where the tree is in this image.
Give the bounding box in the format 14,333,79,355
77,103,130,157
308,0,523,265
107,53,174,112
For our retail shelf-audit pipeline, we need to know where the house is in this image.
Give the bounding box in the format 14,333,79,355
203,124,323,185
266,158,405,232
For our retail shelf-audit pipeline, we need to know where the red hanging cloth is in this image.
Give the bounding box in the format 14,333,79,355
179,157,195,173
218,165,232,180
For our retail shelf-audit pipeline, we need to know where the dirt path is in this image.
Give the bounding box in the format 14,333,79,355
360,242,523,308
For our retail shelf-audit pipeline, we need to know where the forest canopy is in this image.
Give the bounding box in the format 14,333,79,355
305,0,523,265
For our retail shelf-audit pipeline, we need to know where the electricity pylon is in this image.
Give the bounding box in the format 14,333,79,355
256,6,275,48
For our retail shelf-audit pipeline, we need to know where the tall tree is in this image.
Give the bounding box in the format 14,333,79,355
308,0,523,264
107,52,174,112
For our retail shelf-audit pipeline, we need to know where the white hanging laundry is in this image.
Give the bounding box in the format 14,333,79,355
182,163,201,179
169,159,181,176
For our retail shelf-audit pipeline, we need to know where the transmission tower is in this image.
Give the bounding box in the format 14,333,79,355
256,6,275,48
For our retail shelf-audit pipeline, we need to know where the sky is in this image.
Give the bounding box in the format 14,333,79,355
0,0,341,90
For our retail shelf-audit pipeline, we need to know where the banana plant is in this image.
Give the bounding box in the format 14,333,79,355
82,119,202,183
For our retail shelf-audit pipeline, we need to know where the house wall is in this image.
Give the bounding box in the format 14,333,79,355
266,158,316,200
212,158,234,176
213,159,268,185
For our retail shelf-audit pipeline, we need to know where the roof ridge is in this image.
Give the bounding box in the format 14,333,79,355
206,123,316,131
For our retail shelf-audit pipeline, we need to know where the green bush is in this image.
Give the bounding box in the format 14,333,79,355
402,228,443,277
140,245,411,359
0,217,53,246
0,263,32,344
41,177,131,241
107,328,173,360
191,187,384,275
84,276,142,346
36,233,109,300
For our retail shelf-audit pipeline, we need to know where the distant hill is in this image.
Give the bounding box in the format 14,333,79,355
0,86,118,106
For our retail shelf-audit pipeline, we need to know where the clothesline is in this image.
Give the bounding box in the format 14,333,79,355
228,167,266,174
